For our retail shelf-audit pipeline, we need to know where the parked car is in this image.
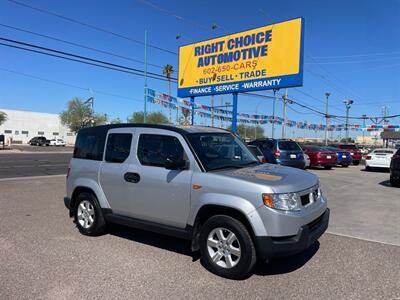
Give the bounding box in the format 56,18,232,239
324,146,352,167
303,153,311,168
365,148,396,171
390,148,400,187
64,124,329,279
49,138,66,146
248,138,305,169
247,144,277,164
301,145,337,169
329,144,362,165
28,136,49,146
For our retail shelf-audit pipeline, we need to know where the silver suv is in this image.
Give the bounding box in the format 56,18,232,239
64,124,329,279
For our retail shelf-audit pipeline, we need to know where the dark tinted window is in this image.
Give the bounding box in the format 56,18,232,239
105,133,132,163
247,146,263,157
259,140,274,149
339,144,357,149
137,134,184,167
373,149,395,154
278,141,301,151
74,130,106,161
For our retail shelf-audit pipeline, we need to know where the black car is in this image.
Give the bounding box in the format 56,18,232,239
247,144,277,164
390,148,400,187
248,138,305,169
28,136,49,146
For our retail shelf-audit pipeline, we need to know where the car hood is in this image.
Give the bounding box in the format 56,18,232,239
213,163,319,193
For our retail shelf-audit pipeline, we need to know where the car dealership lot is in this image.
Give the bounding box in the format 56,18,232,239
0,164,399,299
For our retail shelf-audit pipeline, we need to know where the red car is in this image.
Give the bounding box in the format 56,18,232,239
302,145,337,169
329,144,362,165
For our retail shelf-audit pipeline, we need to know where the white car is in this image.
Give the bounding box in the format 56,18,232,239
49,138,66,146
303,153,311,169
365,148,396,170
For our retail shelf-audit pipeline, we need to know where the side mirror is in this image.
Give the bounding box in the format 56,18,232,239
165,156,188,170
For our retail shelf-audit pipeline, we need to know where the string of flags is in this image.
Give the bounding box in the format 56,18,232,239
145,88,397,132
363,125,400,132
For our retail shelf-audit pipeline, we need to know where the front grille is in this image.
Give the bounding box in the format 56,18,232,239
300,188,318,207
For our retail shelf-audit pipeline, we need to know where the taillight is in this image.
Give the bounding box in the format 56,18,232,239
273,150,280,158
392,154,400,160
66,167,70,179
366,155,371,160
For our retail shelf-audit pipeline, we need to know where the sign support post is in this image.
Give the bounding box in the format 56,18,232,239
190,96,195,125
232,93,238,133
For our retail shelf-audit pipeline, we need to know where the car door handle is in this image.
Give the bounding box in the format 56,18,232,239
124,172,140,183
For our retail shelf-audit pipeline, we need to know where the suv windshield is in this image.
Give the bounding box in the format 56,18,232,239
187,133,258,171
278,141,301,151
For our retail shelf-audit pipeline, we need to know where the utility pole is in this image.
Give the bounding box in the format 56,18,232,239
324,92,331,145
143,30,148,123
211,95,214,127
382,106,389,125
272,89,278,139
220,97,223,128
362,114,367,144
282,89,288,139
225,102,230,129
343,100,354,141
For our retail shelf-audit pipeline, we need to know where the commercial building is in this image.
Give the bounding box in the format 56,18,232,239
0,108,76,145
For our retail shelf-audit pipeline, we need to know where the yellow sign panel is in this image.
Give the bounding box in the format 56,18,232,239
178,18,304,97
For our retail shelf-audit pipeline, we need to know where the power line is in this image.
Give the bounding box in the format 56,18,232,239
0,66,145,103
313,51,400,59
306,56,400,65
0,23,164,69
0,37,176,81
6,0,177,55
0,41,171,82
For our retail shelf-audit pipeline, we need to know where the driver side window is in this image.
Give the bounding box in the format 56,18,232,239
137,134,185,167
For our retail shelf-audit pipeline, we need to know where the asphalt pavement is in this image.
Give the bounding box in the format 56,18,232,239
0,167,399,299
0,153,71,179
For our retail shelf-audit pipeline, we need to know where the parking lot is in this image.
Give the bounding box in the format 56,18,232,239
0,153,399,299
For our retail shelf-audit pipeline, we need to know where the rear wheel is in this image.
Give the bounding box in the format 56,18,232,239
74,192,106,236
342,164,349,168
353,161,360,166
324,166,332,170
199,215,256,280
365,166,371,171
391,176,400,187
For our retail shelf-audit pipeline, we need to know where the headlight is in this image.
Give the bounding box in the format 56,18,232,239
262,193,301,211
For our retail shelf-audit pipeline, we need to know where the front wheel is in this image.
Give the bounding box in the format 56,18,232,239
353,161,360,166
199,215,256,280
74,192,106,236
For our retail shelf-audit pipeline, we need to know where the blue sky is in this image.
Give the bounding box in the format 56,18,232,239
0,0,399,138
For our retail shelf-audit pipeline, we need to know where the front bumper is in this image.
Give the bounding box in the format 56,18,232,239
255,208,330,259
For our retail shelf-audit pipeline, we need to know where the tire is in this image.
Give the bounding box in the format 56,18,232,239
199,215,256,280
324,166,332,170
342,164,349,168
73,192,107,236
353,161,360,166
365,166,371,171
391,176,400,187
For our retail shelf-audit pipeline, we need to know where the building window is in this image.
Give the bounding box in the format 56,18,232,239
21,131,29,135
4,130,12,134
53,132,59,136
38,131,44,135
15,130,19,135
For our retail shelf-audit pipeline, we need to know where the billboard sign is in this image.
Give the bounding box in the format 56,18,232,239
177,18,304,98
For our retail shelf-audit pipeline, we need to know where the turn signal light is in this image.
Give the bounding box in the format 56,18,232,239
262,194,274,208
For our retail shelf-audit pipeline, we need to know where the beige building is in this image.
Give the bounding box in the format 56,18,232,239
0,108,76,145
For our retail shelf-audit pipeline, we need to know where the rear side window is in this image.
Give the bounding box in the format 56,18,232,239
373,150,394,154
339,144,357,149
137,134,184,167
105,133,132,163
74,130,106,161
260,140,274,149
278,141,301,151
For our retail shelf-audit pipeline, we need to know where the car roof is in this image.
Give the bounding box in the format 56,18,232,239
78,123,230,137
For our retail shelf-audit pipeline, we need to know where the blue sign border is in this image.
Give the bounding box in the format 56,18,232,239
177,17,304,98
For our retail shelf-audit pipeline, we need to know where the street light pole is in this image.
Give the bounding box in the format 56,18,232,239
362,114,367,144
343,100,354,141
272,89,278,139
324,92,331,145
282,89,288,139
143,30,148,124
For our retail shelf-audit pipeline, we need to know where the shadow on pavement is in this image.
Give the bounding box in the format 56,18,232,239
360,167,390,173
109,223,320,277
254,241,320,276
378,180,397,188
108,224,200,260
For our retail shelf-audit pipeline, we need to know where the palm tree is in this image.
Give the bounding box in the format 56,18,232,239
163,64,174,123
